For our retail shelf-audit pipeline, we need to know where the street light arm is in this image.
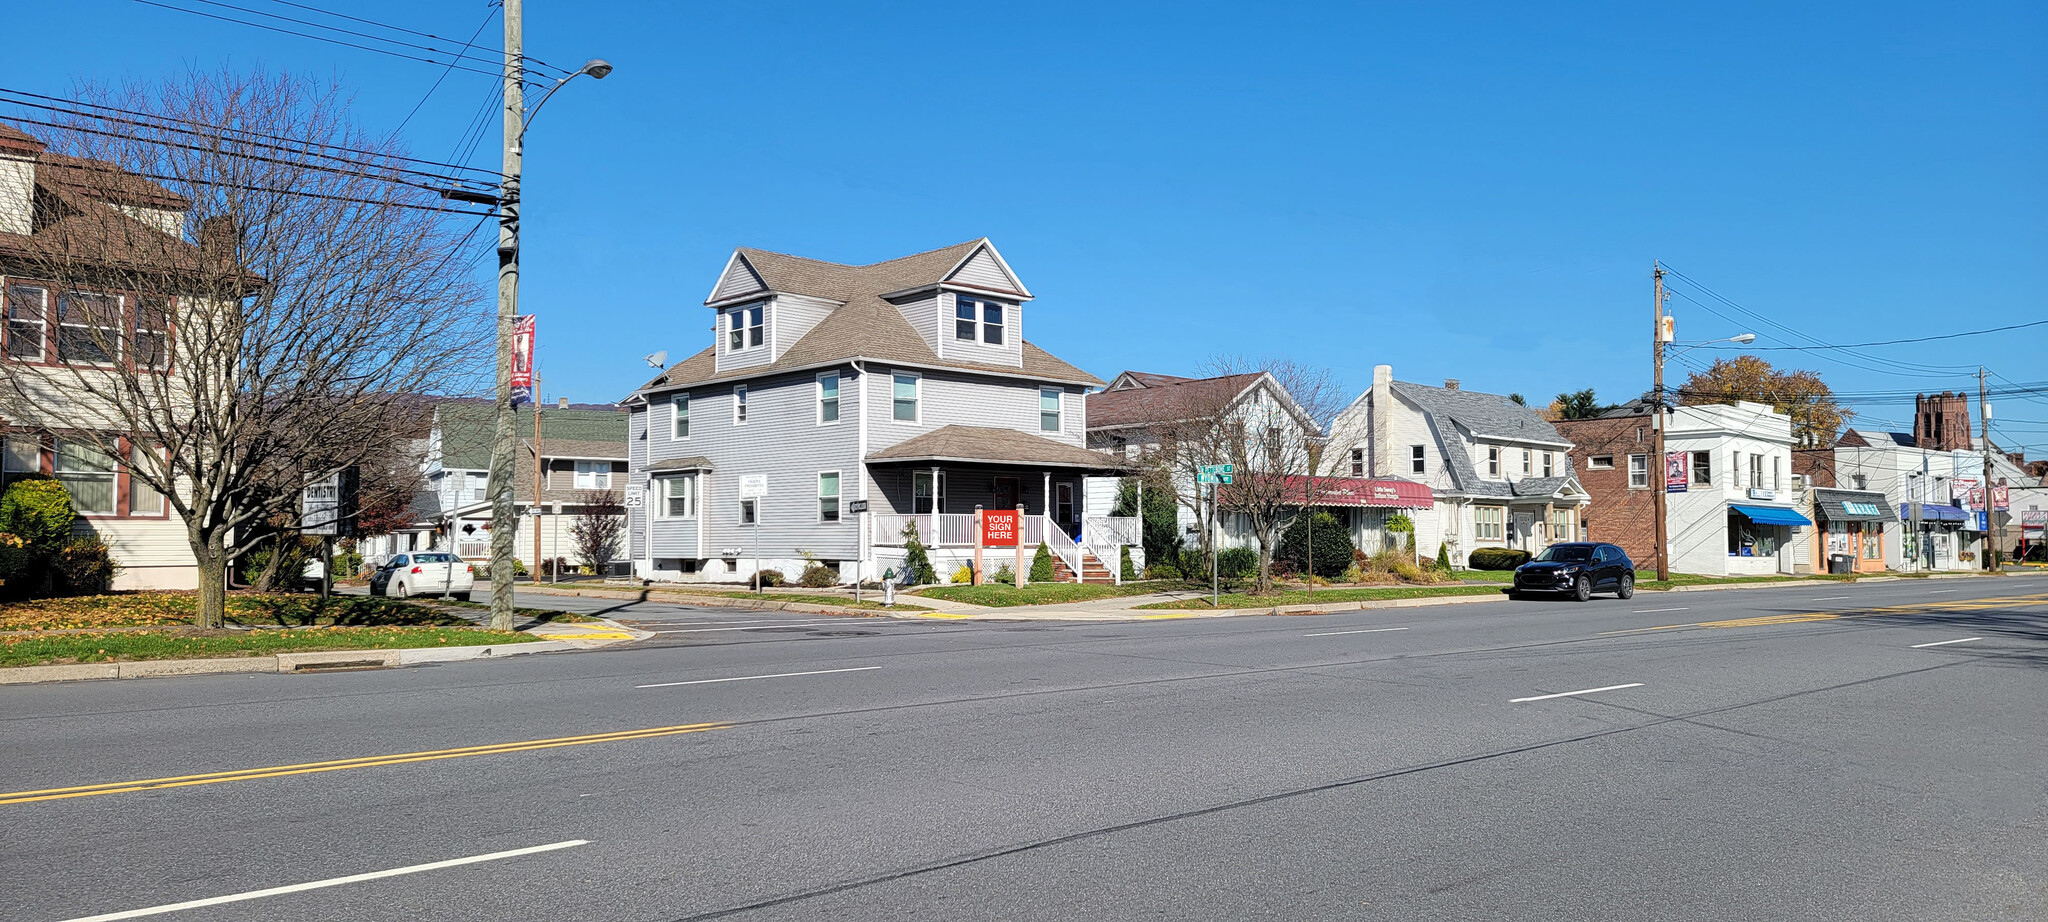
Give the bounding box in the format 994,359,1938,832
518,59,612,142
1666,333,1758,361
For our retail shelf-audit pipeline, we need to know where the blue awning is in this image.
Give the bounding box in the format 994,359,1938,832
1730,504,1812,526
1901,502,1967,523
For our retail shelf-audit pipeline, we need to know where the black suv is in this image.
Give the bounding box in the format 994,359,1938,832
1509,542,1635,602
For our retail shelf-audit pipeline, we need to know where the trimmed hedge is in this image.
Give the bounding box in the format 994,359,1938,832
1468,547,1531,571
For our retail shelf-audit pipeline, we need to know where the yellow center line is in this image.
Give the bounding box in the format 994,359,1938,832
0,722,730,807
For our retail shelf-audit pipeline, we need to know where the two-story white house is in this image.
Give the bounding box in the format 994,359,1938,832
1327,365,1589,567
624,239,1131,585
1658,401,1818,575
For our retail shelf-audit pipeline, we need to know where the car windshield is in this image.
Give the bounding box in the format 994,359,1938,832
1533,545,1595,563
412,553,455,563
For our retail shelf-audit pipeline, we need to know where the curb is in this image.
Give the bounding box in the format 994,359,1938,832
514,584,909,618
0,639,586,686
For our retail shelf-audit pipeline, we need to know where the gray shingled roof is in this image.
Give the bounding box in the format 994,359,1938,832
1812,488,1900,523
637,240,1102,395
867,425,1129,470
1389,380,1573,497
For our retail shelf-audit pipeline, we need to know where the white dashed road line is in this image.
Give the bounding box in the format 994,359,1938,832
1910,637,1981,649
637,666,882,689
1511,683,1644,703
1303,628,1410,637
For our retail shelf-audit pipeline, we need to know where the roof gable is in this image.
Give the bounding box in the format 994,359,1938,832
943,239,1029,298
706,251,767,302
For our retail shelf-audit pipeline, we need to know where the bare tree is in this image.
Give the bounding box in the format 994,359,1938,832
568,489,624,576
1206,358,1344,593
0,68,489,627
1132,372,1253,569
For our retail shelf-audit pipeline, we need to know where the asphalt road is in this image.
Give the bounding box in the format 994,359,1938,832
5,577,2045,921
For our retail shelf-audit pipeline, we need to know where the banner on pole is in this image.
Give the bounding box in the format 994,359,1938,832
1665,452,1688,493
511,315,536,406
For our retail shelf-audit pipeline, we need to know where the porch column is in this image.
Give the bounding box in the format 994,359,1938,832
1543,501,1554,548
929,465,941,545
1042,471,1052,524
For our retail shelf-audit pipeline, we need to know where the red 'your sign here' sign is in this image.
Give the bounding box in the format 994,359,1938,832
982,510,1019,547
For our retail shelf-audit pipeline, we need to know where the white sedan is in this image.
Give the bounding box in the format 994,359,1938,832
369,552,475,601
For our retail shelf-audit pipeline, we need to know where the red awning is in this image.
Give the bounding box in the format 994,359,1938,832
1281,476,1435,509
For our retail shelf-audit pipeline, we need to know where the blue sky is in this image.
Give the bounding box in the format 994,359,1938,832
10,1,2047,451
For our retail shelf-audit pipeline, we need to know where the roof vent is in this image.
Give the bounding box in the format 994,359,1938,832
1444,379,1460,391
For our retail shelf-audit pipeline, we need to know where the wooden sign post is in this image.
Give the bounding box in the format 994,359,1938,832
1014,505,1026,587
973,507,985,586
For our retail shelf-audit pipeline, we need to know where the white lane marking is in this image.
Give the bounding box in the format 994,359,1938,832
1511,683,1644,703
1911,637,1982,649
637,666,882,688
644,621,870,634
1632,607,1688,613
61,840,589,921
1928,589,1956,594
1810,596,1852,601
1304,627,1410,637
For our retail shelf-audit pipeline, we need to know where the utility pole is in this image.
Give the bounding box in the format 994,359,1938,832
1651,261,1671,582
1979,367,1994,571
487,0,525,631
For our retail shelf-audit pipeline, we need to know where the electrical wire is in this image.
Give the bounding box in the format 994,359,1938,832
128,0,553,88
258,0,579,76
394,7,499,135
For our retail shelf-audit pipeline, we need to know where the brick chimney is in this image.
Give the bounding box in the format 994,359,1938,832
1913,391,1971,452
0,123,45,237
199,215,240,259
1443,378,1460,391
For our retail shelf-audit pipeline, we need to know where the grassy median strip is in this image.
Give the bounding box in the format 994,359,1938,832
915,582,1175,607
1135,584,1504,610
0,593,481,632
0,625,535,668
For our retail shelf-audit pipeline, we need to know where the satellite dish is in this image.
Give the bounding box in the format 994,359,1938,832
644,350,667,368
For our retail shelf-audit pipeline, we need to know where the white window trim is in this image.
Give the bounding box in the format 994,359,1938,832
56,291,123,367
739,497,757,525
1486,446,1501,478
818,470,841,523
1628,453,1649,489
53,437,117,516
671,393,690,441
891,371,921,425
574,460,613,490
128,442,167,517
1410,444,1425,475
1522,449,1532,476
953,297,977,342
1542,452,1553,478
1039,386,1061,433
5,284,48,361
1587,455,1614,470
659,473,696,519
1351,448,1366,478
733,384,748,426
727,303,765,353
817,371,841,426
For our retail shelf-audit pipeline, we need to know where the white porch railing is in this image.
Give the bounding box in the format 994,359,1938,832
1082,515,1140,585
872,513,979,547
1043,515,1084,582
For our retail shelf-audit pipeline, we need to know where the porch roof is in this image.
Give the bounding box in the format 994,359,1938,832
867,425,1130,472
1281,476,1435,509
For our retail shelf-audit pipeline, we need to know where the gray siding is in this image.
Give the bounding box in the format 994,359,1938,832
891,293,940,354
936,291,1023,368
947,246,1019,292
774,293,838,355
710,256,766,301
867,366,1087,452
628,408,649,558
642,365,864,562
713,298,773,374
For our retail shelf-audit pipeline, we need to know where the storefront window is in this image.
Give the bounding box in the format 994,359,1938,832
1861,527,1881,559
1728,514,1778,557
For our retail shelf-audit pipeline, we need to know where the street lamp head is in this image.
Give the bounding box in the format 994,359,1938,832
1731,333,1757,344
580,59,614,79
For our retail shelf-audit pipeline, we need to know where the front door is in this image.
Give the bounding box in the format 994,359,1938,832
1512,512,1535,549
1056,483,1076,536
992,476,1020,513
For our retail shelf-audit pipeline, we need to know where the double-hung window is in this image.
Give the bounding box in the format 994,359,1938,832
469,472,488,502
1486,447,1501,478
1628,453,1649,489
955,296,1004,344
727,304,764,351
671,393,690,438
54,438,116,515
6,284,47,361
1351,448,1366,477
1474,506,1504,541
135,297,170,369
1039,387,1061,432
1691,451,1712,486
818,471,840,522
1411,445,1425,474
1522,449,1532,476
818,372,840,423
1772,456,1782,491
892,372,919,422
129,443,164,516
574,460,612,489
1542,452,1554,477
57,291,121,364
1749,453,1765,490
2,437,40,492
663,475,696,518
733,385,748,424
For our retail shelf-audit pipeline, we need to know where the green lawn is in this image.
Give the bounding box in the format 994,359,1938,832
915,581,1178,607
1135,584,1504,610
0,593,476,632
0,625,534,668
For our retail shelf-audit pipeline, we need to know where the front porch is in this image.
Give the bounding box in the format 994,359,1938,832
864,426,1138,584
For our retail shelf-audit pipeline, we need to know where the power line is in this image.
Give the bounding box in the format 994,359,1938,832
1738,318,2048,351
0,85,500,181
394,7,500,135
128,0,553,87
257,0,578,76
1660,264,1982,377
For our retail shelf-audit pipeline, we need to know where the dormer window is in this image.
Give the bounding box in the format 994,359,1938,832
955,296,1004,345
726,304,763,351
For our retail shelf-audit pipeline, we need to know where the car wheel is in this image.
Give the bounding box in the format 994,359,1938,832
1616,573,1635,600
1572,575,1591,602
395,582,410,599
451,592,471,602
1506,590,1524,601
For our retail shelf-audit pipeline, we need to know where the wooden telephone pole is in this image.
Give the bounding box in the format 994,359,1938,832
1652,262,1671,581
1979,368,1995,571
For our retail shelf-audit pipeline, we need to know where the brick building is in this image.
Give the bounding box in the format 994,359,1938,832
1554,405,1659,565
